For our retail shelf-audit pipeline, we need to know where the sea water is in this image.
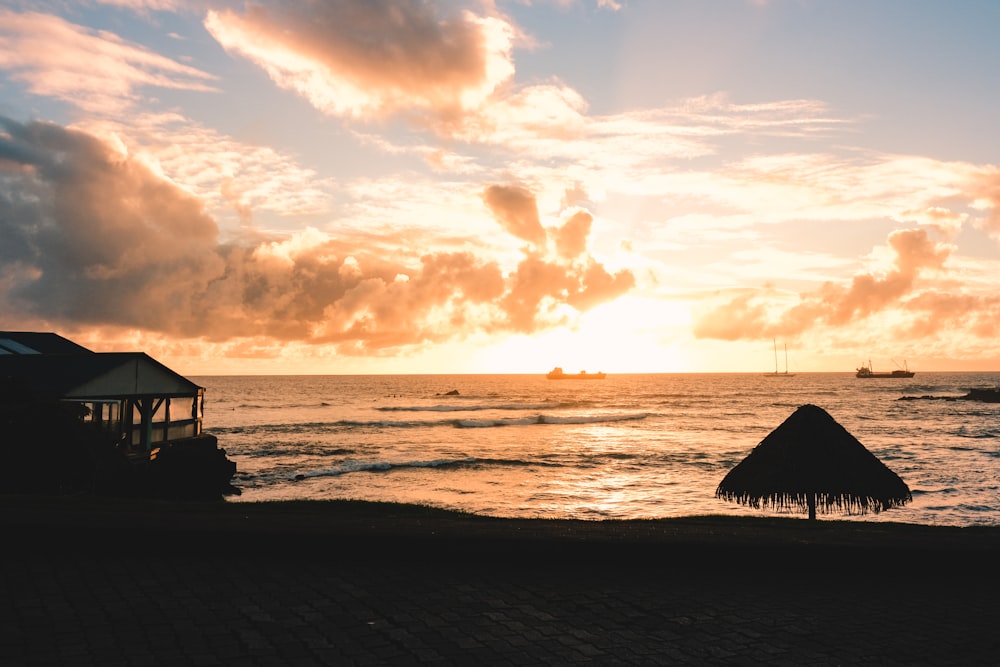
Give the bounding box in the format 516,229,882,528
195,372,1000,527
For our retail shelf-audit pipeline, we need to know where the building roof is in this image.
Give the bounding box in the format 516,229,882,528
0,334,202,399
0,332,93,355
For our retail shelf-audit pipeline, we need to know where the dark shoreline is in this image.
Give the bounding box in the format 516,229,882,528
4,495,998,569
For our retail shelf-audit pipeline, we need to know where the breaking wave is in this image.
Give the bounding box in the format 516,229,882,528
221,412,651,431
293,456,561,480
455,413,648,428
375,402,563,412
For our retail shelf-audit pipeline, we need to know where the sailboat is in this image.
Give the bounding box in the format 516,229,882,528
764,339,795,377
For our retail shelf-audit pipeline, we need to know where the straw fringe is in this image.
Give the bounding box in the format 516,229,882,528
715,489,912,515
715,404,912,517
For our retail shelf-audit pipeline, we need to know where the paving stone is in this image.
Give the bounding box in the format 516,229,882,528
3,553,999,665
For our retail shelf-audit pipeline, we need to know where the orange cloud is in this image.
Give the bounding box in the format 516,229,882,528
691,291,771,340
496,253,635,332
902,291,1000,338
483,183,636,330
897,206,966,237
555,209,592,259
482,184,547,246
885,228,950,278
0,119,634,354
969,167,1000,237
568,260,637,312
693,228,955,341
204,1,514,120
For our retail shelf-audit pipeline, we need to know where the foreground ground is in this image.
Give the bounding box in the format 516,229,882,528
2,497,998,665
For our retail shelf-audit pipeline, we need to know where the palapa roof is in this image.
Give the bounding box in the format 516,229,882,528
716,404,911,516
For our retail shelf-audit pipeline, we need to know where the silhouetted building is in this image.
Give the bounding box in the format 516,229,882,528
0,332,204,457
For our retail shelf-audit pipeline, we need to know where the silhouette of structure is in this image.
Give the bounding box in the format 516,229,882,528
1,332,237,499
1,332,204,456
716,404,911,520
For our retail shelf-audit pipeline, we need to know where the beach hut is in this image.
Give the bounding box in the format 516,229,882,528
716,404,911,520
0,332,204,457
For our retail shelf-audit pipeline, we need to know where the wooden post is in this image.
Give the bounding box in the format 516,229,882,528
139,398,153,452
808,493,817,520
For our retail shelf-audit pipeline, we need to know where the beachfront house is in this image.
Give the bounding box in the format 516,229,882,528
0,332,204,457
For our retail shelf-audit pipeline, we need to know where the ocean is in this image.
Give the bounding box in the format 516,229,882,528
194,372,1000,527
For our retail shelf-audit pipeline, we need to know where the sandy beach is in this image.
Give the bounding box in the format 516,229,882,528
4,495,1000,563
3,496,999,664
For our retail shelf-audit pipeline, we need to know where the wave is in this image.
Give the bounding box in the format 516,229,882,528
455,412,648,428
346,415,628,427
954,503,1000,514
215,418,466,431
912,486,959,496
954,427,1000,439
231,401,336,410
238,445,356,459
375,402,562,413
293,456,561,480
215,411,650,431
208,422,359,435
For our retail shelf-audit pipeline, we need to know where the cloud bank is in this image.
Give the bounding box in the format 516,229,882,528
691,227,969,341
0,119,633,352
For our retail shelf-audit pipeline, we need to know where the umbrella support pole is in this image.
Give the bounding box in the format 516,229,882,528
808,493,816,520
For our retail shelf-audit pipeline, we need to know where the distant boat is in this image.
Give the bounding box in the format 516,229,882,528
546,367,606,380
764,339,795,377
856,360,915,378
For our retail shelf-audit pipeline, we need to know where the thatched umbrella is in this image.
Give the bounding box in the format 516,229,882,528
716,404,911,520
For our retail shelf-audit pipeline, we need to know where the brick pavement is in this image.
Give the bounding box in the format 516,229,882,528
3,547,998,666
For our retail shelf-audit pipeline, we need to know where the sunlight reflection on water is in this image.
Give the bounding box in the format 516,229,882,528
199,372,1000,526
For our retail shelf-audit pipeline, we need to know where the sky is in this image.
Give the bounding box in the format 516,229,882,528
2,0,1000,375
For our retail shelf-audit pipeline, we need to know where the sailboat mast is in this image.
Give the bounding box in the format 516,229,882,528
766,339,795,376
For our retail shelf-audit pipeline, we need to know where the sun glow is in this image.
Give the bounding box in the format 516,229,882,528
5,4,1000,375
472,296,693,374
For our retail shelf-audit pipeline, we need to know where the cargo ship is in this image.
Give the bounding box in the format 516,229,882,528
856,360,914,378
546,367,606,380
